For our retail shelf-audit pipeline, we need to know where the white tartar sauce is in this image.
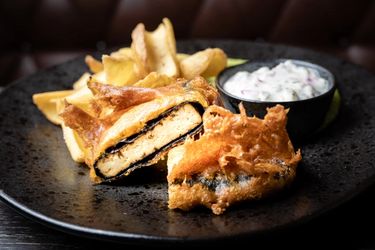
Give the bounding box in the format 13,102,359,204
223,60,330,102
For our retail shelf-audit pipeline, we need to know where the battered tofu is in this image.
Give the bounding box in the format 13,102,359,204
167,104,302,215
60,76,219,183
95,103,202,179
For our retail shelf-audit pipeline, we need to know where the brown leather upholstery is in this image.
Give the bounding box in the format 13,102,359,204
1,0,374,86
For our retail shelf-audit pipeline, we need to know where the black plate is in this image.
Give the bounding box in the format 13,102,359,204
1,41,375,245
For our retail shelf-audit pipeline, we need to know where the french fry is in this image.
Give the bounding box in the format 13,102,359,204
201,48,227,78
62,124,86,163
33,90,75,125
163,18,177,56
90,71,106,85
85,55,103,73
65,86,96,117
180,48,227,80
73,72,91,90
180,50,211,80
145,18,179,77
177,53,189,62
102,55,140,86
110,47,134,59
131,23,150,78
133,72,175,88
131,18,179,78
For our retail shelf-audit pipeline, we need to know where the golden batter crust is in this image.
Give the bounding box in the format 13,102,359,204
167,104,302,214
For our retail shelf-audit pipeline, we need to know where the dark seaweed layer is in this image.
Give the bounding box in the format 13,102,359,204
172,173,252,191
171,166,292,192
94,102,205,183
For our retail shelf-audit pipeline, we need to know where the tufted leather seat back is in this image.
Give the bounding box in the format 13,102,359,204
1,0,374,86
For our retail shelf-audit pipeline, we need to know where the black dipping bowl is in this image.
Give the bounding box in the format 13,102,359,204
217,59,336,142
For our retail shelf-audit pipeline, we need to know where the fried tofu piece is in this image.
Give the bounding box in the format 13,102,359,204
94,103,203,181
60,77,218,183
167,104,302,215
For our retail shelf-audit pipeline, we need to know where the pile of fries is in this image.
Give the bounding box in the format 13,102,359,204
33,18,228,163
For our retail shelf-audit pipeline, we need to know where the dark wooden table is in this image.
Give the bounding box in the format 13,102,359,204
1,183,375,249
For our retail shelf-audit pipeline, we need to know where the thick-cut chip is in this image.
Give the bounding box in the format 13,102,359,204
33,90,75,125
163,18,177,55
133,72,175,88
62,124,86,163
110,47,134,59
181,51,210,80
52,97,86,163
201,48,227,78
180,48,227,80
109,47,145,79
131,23,150,78
131,17,179,78
65,85,96,117
149,18,179,75
90,71,106,85
102,55,140,86
73,72,91,90
177,53,189,62
85,55,103,73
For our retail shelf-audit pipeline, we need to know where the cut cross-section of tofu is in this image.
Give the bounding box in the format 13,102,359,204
96,103,202,178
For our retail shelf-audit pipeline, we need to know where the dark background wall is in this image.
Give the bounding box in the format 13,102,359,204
1,0,374,86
